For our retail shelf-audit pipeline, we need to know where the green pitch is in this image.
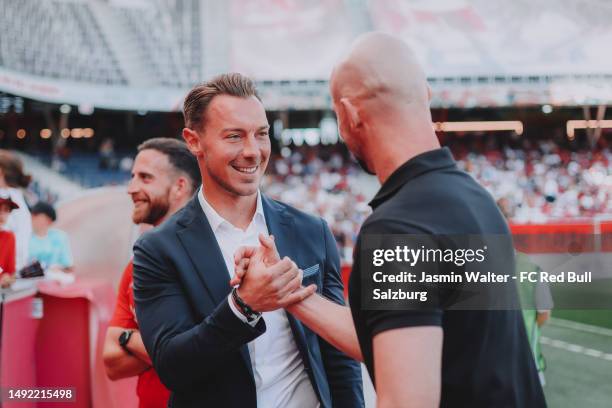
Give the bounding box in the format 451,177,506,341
541,314,612,408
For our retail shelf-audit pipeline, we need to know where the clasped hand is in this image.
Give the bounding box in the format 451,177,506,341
230,233,316,312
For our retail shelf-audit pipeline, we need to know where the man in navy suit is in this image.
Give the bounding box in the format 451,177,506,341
132,73,363,408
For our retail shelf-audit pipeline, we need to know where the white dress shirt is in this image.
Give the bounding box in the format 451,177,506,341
198,189,319,408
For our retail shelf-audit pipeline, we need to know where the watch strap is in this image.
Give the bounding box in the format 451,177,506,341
231,287,261,322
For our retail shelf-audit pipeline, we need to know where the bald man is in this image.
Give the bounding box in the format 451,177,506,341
235,32,546,408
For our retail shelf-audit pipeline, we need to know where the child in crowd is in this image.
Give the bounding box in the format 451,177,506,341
29,202,73,273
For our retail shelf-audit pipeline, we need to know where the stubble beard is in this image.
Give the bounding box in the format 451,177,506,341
132,192,171,225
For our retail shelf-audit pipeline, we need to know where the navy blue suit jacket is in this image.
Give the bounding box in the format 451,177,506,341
133,194,363,408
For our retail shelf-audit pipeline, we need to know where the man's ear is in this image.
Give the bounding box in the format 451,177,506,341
169,176,191,206
182,128,202,157
339,98,362,131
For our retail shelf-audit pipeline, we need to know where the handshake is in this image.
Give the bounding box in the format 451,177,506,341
229,233,317,313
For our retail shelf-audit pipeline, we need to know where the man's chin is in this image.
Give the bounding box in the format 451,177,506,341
356,156,376,176
236,186,259,197
132,211,147,225
227,181,259,197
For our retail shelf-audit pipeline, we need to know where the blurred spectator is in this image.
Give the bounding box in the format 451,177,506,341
51,139,71,173
0,190,18,288
515,251,552,386
498,197,552,386
29,202,74,273
0,149,32,270
99,138,117,170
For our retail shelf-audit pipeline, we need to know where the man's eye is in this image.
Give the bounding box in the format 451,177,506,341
227,134,241,139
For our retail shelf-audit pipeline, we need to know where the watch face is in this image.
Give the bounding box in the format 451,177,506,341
119,330,130,346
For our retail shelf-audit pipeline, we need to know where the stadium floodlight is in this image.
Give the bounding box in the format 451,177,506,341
542,105,553,114
433,121,524,135
60,104,72,114
566,120,612,139
83,128,95,138
78,104,94,115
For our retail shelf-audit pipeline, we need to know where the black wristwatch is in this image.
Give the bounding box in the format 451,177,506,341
231,287,261,323
118,329,134,352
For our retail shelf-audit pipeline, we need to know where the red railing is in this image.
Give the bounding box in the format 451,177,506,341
510,220,612,253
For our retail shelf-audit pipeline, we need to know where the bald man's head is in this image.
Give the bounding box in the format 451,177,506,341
330,32,438,178
330,32,430,111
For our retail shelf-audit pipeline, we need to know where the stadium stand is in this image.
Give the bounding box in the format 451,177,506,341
0,0,126,85
454,139,612,222
112,0,202,87
49,152,131,189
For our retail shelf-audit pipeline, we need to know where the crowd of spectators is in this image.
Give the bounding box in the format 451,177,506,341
263,139,611,258
452,138,611,224
263,146,370,262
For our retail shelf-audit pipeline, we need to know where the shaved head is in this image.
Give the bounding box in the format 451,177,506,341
330,32,439,182
330,32,430,111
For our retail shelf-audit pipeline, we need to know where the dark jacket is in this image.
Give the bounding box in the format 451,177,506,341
133,194,364,408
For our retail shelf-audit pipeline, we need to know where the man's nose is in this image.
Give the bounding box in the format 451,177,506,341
127,177,139,194
242,134,260,159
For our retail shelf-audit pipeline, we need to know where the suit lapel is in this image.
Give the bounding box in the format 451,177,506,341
176,196,254,379
262,194,294,262
176,196,230,306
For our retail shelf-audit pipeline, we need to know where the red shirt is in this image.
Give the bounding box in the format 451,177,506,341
0,230,16,277
110,261,170,408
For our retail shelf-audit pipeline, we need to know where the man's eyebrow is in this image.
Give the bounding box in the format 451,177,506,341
132,170,154,178
221,125,269,132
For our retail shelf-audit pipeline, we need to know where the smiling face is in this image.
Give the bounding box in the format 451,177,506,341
127,149,174,225
185,95,270,200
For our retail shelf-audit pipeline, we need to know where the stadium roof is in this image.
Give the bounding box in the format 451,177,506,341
0,0,611,111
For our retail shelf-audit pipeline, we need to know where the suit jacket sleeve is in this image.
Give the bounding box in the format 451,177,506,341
318,219,365,407
133,234,265,392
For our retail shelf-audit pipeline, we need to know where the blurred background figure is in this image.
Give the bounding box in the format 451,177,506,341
99,138,117,170
0,189,18,287
29,201,74,273
103,138,201,408
515,252,553,387
0,150,32,271
498,197,553,386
